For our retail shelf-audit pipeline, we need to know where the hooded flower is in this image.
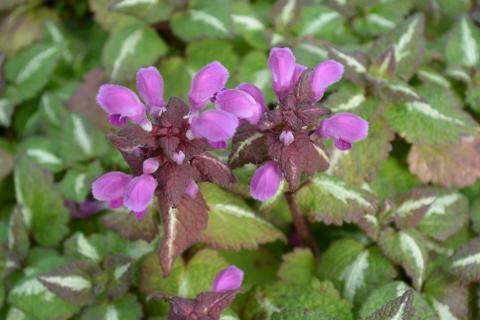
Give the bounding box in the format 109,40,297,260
229,47,369,201
211,265,244,293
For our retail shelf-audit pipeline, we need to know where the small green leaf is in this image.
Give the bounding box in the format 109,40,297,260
296,173,377,225
277,248,315,286
185,40,239,76
200,183,285,250
171,0,233,41
359,282,437,320
14,156,69,246
450,237,480,282
364,290,415,320
80,294,143,320
446,16,480,69
140,249,229,298
58,161,103,202
5,42,61,101
18,136,65,173
111,0,174,23
296,6,344,41
318,238,396,306
379,229,428,290
102,23,167,81
244,280,353,320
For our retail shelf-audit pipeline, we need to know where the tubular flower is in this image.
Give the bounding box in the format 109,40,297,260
229,47,369,201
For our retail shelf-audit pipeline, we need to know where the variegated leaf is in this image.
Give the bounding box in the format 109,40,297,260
446,16,480,69
450,237,480,282
277,248,315,286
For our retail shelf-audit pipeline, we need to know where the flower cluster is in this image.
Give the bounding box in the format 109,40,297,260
229,47,368,201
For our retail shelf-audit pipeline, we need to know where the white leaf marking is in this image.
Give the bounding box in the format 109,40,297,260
330,48,367,73
14,168,32,228
461,17,478,67
405,101,465,126
394,196,436,217
111,29,143,80
232,15,264,30
41,94,59,125
298,43,328,59
432,298,458,320
388,84,420,99
341,251,369,300
105,306,119,320
114,263,130,280
280,0,296,25
313,176,373,208
74,173,87,196
16,47,58,83
72,115,93,155
325,148,346,174
424,193,460,218
40,275,92,291
230,133,263,164
331,94,365,112
77,233,100,261
418,70,451,88
452,252,480,268
400,232,424,286
165,207,178,269
366,14,395,29
190,10,228,33
26,149,63,165
394,17,419,62
301,11,341,35
115,0,157,8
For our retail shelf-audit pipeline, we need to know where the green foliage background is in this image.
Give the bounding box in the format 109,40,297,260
2,0,480,319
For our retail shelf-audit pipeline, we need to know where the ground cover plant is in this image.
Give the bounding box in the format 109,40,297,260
2,0,480,319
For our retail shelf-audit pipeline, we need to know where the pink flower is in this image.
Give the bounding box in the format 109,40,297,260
250,161,283,201
311,60,344,101
185,180,199,199
215,89,263,125
317,112,369,150
124,174,158,219
190,110,239,144
188,61,229,112
211,266,244,293
92,171,132,209
268,47,296,99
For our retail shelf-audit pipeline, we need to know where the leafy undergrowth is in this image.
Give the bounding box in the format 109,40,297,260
2,0,480,319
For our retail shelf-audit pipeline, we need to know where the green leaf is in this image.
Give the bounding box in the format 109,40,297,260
103,254,134,299
14,156,69,246
38,91,69,129
102,23,167,82
171,0,233,41
384,85,477,145
449,237,480,282
326,115,393,185
363,290,415,320
243,280,353,320
0,146,14,181
80,294,143,320
102,205,159,243
317,238,396,306
64,232,127,263
292,42,329,67
200,183,285,250
359,282,437,320
446,16,480,69
111,0,174,23
88,0,140,31
231,1,268,50
379,229,428,290
0,95,16,127
18,136,65,173
59,113,110,163
277,248,316,286
7,207,29,263
417,191,469,241
158,56,192,101
295,173,377,225
58,161,103,202
5,42,61,102
369,14,424,80
140,249,229,298
272,0,302,29
185,40,239,76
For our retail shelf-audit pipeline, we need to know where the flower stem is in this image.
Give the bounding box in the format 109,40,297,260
284,192,319,258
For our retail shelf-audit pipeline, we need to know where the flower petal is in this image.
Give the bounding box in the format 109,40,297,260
268,47,296,99
124,174,158,213
185,180,199,199
97,84,144,118
279,130,294,146
291,64,307,88
172,151,185,165
142,157,160,174
190,110,239,142
188,61,229,111
92,171,132,202
209,140,228,149
137,66,165,109
236,83,267,112
215,89,263,124
211,265,244,292
250,161,283,201
317,112,368,145
311,60,344,101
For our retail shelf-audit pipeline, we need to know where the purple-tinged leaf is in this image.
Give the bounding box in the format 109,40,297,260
103,254,134,299
450,237,480,282
156,162,193,206
102,206,159,242
229,123,268,169
191,153,235,186
38,261,101,306
157,193,209,276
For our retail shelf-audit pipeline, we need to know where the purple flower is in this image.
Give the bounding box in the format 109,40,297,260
185,180,199,199
215,89,263,124
317,112,369,150
250,161,283,201
268,47,296,99
137,66,165,113
311,60,344,101
292,64,308,88
172,151,185,165
190,110,239,143
211,265,244,293
124,174,158,219
188,61,229,112
92,171,132,209
236,83,268,113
